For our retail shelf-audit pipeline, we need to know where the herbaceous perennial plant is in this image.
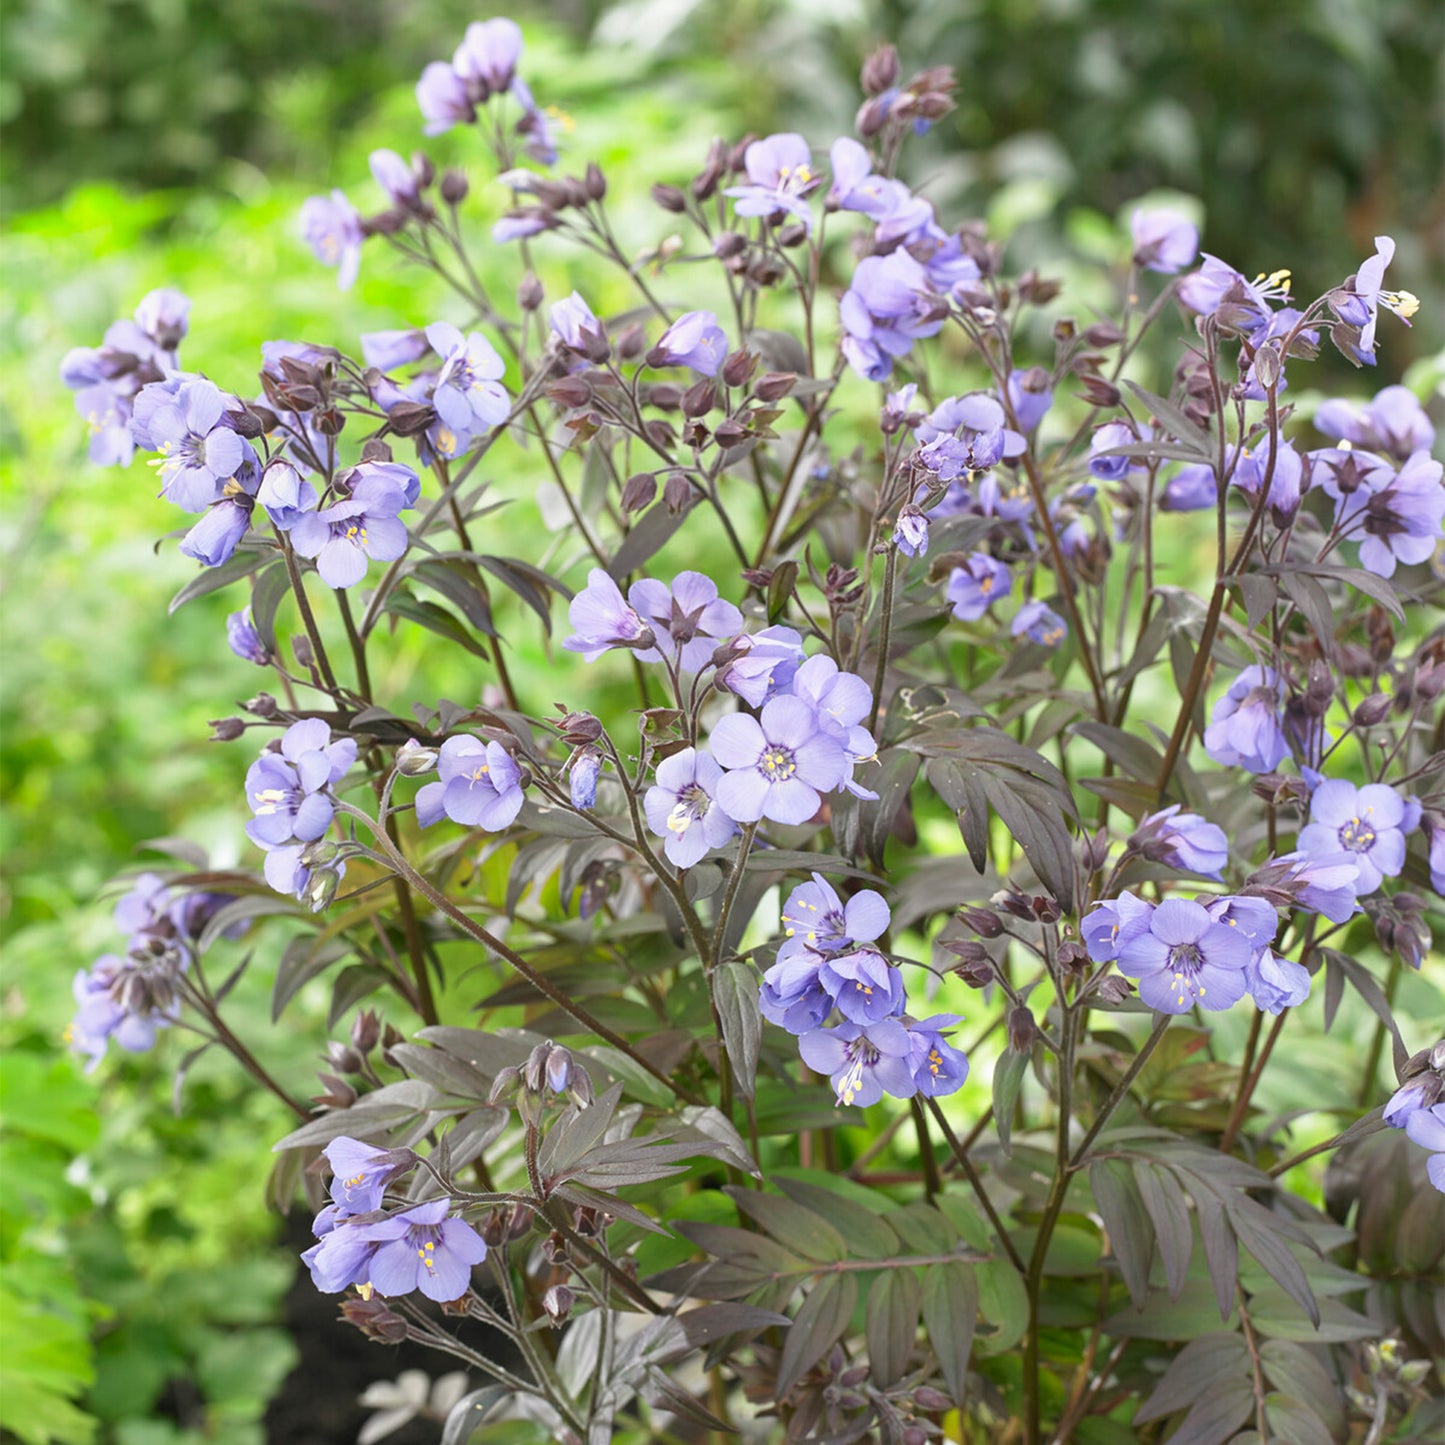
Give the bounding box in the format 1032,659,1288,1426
62,17,1444,1444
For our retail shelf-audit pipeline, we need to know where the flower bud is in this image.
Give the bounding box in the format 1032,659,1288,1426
681,378,717,418
440,168,469,204
1354,693,1392,727
912,1385,952,1413
326,1041,365,1075
1075,374,1122,409
713,230,747,260
243,694,276,720
517,271,544,311
209,717,246,742
1095,975,1132,1005
721,349,759,389
650,182,687,213
861,44,899,96
1007,1005,1037,1054
960,905,1004,938
351,1009,381,1053
340,1294,409,1343
855,95,890,138
1251,341,1282,392
542,1284,575,1325
547,375,592,410
395,738,439,775
306,867,341,913
754,370,797,402
664,472,695,513
620,471,657,514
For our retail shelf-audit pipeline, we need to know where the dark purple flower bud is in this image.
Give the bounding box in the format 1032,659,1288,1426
1096,975,1132,1005
663,472,695,513
542,1284,574,1325
339,1294,409,1343
960,905,1003,938
651,183,687,212
861,45,900,96
556,710,603,745
620,472,657,514
712,230,747,260
210,717,246,742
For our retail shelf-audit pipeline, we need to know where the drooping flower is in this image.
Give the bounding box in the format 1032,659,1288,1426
799,1017,916,1107
839,251,944,380
906,1014,970,1098
289,472,413,589
415,736,525,832
1114,897,1254,1013
786,656,878,799
255,458,319,531
1088,422,1138,482
1203,665,1289,773
778,873,890,961
894,505,929,557
1245,948,1311,1015
1403,1104,1445,1194
301,1216,383,1295
628,572,743,672
563,569,655,662
1130,208,1199,274
453,18,524,98
361,329,432,373
1333,236,1420,367
643,746,737,868
1081,893,1155,963
1011,600,1067,648
300,190,365,291
1267,850,1362,924
369,149,421,209
648,311,728,377
67,947,183,1071
947,554,1012,621
725,132,820,229
818,947,906,1025
227,608,269,666
1232,440,1305,524
1130,804,1229,880
417,62,476,135
426,322,510,435
1314,385,1434,463
510,78,563,167
1297,779,1410,896
550,292,607,358
714,626,806,707
1383,1074,1441,1130
1006,368,1054,432
710,696,848,826
1333,451,1445,579
178,466,263,568
324,1137,416,1213
1178,255,1288,331
826,137,893,216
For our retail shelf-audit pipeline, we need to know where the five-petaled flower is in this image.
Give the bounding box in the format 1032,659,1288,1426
416,736,526,831
643,746,737,868
1297,779,1412,895
711,696,847,826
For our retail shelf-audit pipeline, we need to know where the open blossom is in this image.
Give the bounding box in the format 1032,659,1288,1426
1268,850,1362,924
840,251,944,380
140,377,249,512
417,62,475,134
323,1137,416,1213
227,608,269,665
305,1200,487,1302
643,747,736,868
1246,949,1311,1015
907,1015,970,1098
415,736,525,831
1006,368,1054,432
726,132,819,229
369,149,420,208
1178,255,1289,331
453,17,523,97
1081,893,1155,963
290,471,413,588
947,554,1011,621
1333,451,1445,579
786,655,878,799
629,572,743,671
1161,463,1216,512
361,328,431,373
1203,664,1288,773
711,696,847,826
1012,600,1067,648
1115,897,1254,1013
426,322,510,434
300,190,365,290
778,873,889,961
1131,208,1198,274
799,1018,915,1107
818,948,906,1025
68,945,184,1071
1233,439,1305,523
550,291,607,358
1314,385,1434,462
1333,235,1419,366
1130,804,1229,880
564,569,654,661
246,720,355,848
648,310,728,376
1297,780,1410,895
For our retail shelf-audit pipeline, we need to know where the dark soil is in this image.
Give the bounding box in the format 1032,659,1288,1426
263,1213,520,1444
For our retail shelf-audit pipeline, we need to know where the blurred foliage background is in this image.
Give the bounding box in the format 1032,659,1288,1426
2,1,1441,1442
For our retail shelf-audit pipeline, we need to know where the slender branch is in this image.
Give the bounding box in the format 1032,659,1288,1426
1068,1011,1172,1170
925,1098,1027,1275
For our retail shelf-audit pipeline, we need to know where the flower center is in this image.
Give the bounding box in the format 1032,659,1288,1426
667,784,710,832
836,1037,880,1105
1165,943,1207,1007
1338,816,1376,853
759,746,796,781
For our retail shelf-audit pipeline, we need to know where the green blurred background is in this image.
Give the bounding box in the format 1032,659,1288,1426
1,2,1441,1442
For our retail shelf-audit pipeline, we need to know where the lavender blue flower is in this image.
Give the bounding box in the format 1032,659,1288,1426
67,949,182,1071
1115,897,1253,1013
629,572,743,672
947,554,1012,621
289,472,413,588
711,696,848,826
906,1014,970,1098
453,18,523,98
1203,664,1289,773
916,394,1025,459
1314,385,1434,463
417,61,475,135
840,251,943,380
1178,255,1288,331
354,1200,488,1302
778,873,889,961
1233,440,1305,522
179,473,260,568
643,747,737,868
301,1218,382,1294
1131,804,1229,880
369,149,420,208
255,458,318,531
569,751,601,810
245,719,356,853
141,377,248,512
714,626,805,707
361,329,432,373
817,947,906,1025
1403,1103,1445,1194
564,569,654,662
324,1136,414,1212
1006,368,1054,432
1160,464,1217,512
760,949,834,1035
1335,235,1419,366
1130,208,1199,274
1297,779,1410,895
550,291,607,358
426,322,510,434
300,190,365,290
1011,600,1067,648
510,78,561,166
726,132,819,229
1088,422,1138,482
894,505,929,557
1245,948,1311,1015
786,655,878,800
799,1017,915,1107
649,311,728,376
1333,451,1445,579
415,736,525,831
1383,1075,1440,1129
1081,893,1155,963
227,609,269,666
1270,850,1362,924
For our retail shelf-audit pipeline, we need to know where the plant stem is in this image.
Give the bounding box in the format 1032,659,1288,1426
925,1098,1027,1276
1068,1012,1172,1170
868,545,899,735
911,1096,941,1201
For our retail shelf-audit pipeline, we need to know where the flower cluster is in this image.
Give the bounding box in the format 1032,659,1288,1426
245,719,356,904
761,874,969,1105
302,1136,488,1302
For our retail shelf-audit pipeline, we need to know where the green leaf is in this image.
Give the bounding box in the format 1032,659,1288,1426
1259,1341,1347,1440
974,1257,1028,1353
774,1178,899,1258
1263,1395,1336,1445
724,1187,848,1264
992,1047,1029,1156
1134,1160,1193,1301
922,1261,978,1405
1245,1290,1379,1343
866,1268,922,1388
384,591,495,658
776,1272,858,1398
712,962,761,1100
1091,1158,1154,1309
